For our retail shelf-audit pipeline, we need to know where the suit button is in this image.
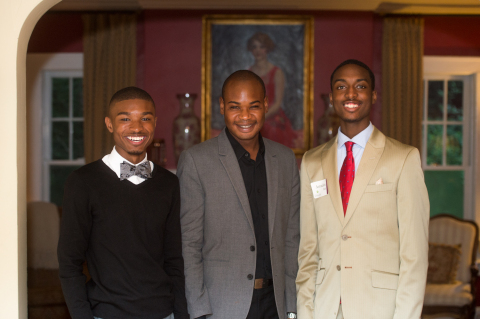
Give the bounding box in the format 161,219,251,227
250,245,255,251
342,235,348,241
337,265,341,271
247,274,253,280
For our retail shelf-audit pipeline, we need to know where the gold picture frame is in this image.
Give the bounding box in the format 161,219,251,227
201,15,314,156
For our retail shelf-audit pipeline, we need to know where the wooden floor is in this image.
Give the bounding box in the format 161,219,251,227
28,268,70,319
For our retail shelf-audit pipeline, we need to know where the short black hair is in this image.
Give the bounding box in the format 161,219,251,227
109,86,155,111
330,59,375,90
221,70,266,100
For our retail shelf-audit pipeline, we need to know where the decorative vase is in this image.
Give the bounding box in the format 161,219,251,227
316,93,340,146
173,93,200,164
147,138,167,167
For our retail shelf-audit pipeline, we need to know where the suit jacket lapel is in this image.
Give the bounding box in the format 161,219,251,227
264,140,278,241
217,130,255,232
318,137,345,226
343,127,385,226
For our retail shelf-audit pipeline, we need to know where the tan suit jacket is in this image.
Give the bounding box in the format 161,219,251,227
296,127,429,319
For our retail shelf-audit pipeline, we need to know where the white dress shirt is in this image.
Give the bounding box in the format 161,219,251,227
336,122,374,178
102,146,154,185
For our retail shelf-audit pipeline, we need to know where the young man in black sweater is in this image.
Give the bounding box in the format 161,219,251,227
58,87,189,319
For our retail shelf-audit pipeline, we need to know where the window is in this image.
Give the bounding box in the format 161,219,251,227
43,71,84,206
422,75,474,219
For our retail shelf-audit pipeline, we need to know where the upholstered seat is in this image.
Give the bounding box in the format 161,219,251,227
424,281,472,306
27,201,60,269
422,214,479,319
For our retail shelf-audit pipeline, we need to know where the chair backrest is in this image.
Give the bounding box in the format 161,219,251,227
27,201,60,269
429,214,478,283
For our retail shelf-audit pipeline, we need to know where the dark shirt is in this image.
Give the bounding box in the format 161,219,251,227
57,160,189,319
225,128,271,279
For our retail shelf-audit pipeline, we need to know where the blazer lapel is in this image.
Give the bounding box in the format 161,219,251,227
217,130,255,232
318,137,345,226
264,141,278,241
343,127,385,226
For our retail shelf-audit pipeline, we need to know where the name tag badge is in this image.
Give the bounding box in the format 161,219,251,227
311,179,328,198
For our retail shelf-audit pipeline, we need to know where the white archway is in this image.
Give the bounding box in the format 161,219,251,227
0,0,61,317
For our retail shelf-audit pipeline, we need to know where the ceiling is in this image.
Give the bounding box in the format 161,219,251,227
51,0,480,15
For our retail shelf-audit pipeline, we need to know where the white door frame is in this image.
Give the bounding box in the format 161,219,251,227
0,0,61,317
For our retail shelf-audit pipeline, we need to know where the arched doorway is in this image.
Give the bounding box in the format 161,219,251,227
0,0,61,318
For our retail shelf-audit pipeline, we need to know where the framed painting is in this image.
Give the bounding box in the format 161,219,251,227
201,15,314,155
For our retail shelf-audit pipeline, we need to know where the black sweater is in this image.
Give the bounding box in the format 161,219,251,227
58,160,189,319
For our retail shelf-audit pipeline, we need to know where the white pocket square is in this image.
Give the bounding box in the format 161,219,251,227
375,178,383,185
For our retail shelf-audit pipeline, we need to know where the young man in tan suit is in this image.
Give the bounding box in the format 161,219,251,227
296,60,429,319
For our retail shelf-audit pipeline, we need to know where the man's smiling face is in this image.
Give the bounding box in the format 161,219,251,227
220,78,268,145
330,63,377,127
105,98,157,164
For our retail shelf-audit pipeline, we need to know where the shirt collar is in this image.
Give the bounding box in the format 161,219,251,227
225,127,265,160
107,146,149,178
337,122,374,150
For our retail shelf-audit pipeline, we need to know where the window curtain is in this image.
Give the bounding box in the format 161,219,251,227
83,13,137,164
382,17,424,150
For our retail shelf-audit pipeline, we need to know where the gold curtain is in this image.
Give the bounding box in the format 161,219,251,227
382,17,424,150
83,14,137,164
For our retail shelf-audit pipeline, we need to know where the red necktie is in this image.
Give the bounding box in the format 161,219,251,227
339,142,355,215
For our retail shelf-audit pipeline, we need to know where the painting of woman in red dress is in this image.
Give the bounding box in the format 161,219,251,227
206,20,312,152
247,32,302,149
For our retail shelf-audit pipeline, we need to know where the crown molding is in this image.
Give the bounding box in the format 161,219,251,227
50,0,480,14
136,0,374,10
51,0,141,11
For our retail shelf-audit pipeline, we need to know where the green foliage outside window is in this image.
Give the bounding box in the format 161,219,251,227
424,79,465,218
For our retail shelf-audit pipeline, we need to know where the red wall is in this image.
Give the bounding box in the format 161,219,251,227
140,11,203,168
28,13,83,53
140,10,377,168
424,16,480,56
28,11,480,168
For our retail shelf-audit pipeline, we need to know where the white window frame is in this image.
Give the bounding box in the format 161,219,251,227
422,75,473,218
423,56,480,222
26,53,83,203
42,70,84,203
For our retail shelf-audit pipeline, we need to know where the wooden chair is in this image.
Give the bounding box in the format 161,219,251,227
422,214,479,319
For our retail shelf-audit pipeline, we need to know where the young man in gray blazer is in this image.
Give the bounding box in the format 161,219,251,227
177,70,300,319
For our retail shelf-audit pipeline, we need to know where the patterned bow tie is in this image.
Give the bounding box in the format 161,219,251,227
120,161,152,181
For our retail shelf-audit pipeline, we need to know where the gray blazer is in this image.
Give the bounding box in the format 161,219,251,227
177,129,300,319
